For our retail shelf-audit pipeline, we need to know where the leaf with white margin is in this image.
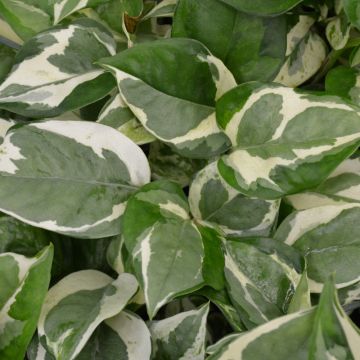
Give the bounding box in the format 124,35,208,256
207,278,360,360
0,19,116,118
326,10,351,50
274,15,327,87
274,203,360,292
100,38,234,159
217,0,303,16
97,93,155,145
150,303,209,360
53,0,112,24
189,162,280,237
216,82,360,199
122,180,205,318
0,120,150,238
172,0,287,84
0,0,51,41
224,238,302,329
149,141,206,187
142,0,177,21
0,245,53,360
28,311,150,360
338,282,360,309
38,271,138,360
286,157,360,210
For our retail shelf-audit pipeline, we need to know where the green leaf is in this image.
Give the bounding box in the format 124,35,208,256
0,120,150,238
189,162,280,237
288,271,311,313
344,0,360,30
100,38,234,159
275,203,360,292
0,245,53,360
0,45,15,84
217,0,303,16
149,141,206,187
172,0,287,83
274,15,327,87
150,303,209,360
97,93,155,145
0,19,116,118
216,83,360,199
208,278,360,360
53,0,112,24
0,0,51,41
326,66,360,106
122,180,205,318
38,271,138,359
286,158,360,209
224,238,301,328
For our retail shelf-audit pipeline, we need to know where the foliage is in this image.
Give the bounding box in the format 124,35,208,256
0,0,360,359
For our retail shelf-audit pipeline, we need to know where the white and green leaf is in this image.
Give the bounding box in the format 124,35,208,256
326,10,351,50
224,238,301,328
0,120,150,238
189,162,280,237
217,82,360,199
150,303,209,360
275,203,360,292
97,93,155,145
0,245,53,360
275,15,327,87
100,38,234,159
208,278,360,360
142,0,177,21
122,180,205,318
0,19,116,117
38,271,138,360
286,157,360,209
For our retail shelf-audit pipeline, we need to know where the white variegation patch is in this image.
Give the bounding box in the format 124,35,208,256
54,0,89,24
0,133,25,174
142,0,178,20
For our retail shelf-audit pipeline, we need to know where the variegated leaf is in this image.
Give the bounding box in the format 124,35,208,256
122,180,205,318
0,17,23,46
142,0,177,21
275,203,360,292
326,10,351,50
53,0,111,24
189,162,280,237
338,282,360,309
0,0,51,41
172,0,287,83
224,238,302,328
217,0,303,16
97,93,155,145
0,245,53,360
100,38,234,159
217,82,360,199
38,271,138,360
28,310,150,360
150,303,209,360
149,141,206,187
350,46,360,67
0,117,14,142
0,120,150,238
208,279,360,360
0,19,116,117
275,15,327,87
286,158,360,209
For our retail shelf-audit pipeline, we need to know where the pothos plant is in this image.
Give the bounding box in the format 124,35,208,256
0,0,360,359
